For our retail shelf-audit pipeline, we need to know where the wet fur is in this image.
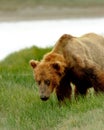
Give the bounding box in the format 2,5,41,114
53,33,104,97
30,33,104,103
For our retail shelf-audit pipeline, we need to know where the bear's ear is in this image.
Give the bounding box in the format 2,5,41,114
51,62,60,71
29,60,39,69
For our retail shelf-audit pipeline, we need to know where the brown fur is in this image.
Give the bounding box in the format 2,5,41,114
30,33,104,103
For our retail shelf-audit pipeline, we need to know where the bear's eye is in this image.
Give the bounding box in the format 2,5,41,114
37,80,41,85
44,80,50,86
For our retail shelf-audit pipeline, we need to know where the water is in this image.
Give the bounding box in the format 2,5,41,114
0,18,104,60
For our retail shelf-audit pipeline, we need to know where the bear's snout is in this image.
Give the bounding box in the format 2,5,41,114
40,95,49,101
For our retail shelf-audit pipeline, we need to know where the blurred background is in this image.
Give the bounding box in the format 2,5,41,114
0,0,104,60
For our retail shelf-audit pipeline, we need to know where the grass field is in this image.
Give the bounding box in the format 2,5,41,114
0,46,104,130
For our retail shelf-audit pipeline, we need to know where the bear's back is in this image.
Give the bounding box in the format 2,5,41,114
79,33,104,68
53,33,104,69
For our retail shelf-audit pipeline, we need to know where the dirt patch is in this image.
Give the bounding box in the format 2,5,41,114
0,6,104,21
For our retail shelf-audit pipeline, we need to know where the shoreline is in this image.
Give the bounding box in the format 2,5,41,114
0,6,104,22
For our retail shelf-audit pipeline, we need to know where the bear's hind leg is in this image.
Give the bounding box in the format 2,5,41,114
93,71,104,94
74,85,88,99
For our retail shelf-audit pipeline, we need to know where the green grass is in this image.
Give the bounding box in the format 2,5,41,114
0,46,104,130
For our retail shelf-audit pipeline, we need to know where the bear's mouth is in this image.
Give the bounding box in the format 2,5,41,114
40,96,49,101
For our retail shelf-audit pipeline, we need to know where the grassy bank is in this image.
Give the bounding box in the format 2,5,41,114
0,46,104,130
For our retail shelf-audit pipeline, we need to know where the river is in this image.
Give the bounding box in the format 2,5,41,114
0,18,104,60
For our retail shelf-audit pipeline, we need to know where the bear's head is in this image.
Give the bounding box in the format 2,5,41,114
30,53,67,101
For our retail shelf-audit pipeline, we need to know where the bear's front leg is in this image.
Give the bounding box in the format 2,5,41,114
56,77,72,105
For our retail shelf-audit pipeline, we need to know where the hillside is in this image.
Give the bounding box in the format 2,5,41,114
0,0,104,21
0,46,52,73
1,0,104,10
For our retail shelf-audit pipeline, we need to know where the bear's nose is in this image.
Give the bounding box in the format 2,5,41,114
40,95,49,101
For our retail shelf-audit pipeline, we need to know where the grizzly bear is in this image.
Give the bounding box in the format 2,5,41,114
30,33,104,103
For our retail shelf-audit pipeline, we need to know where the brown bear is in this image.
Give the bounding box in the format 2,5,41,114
30,33,104,103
